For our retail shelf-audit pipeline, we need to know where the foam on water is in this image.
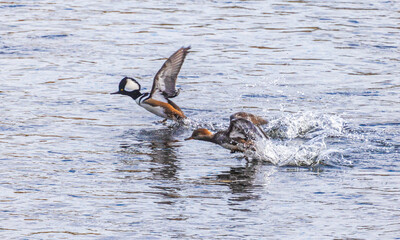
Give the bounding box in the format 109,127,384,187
265,112,345,140
246,112,348,166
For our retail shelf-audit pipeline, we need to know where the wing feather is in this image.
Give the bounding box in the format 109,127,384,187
150,46,190,99
228,119,267,141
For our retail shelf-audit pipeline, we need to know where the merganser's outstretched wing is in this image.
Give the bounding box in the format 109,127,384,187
228,118,268,141
150,46,190,101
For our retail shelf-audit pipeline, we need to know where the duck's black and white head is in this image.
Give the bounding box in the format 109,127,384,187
111,77,142,99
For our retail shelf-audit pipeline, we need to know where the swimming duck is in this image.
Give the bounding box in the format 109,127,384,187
185,112,268,152
111,47,190,122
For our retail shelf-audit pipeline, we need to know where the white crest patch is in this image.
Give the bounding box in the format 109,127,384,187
125,79,140,91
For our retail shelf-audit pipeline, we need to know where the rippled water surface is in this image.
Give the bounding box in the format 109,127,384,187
1,0,400,239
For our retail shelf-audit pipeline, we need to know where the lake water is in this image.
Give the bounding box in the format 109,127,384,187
1,0,399,239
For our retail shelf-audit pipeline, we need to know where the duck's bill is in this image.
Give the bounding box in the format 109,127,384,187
184,137,193,141
110,91,121,95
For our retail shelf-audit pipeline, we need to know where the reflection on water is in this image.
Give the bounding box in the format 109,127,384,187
1,0,400,238
119,127,182,180
215,160,261,201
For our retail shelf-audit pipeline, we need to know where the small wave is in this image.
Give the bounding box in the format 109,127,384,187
40,34,69,39
326,91,380,97
0,4,27,8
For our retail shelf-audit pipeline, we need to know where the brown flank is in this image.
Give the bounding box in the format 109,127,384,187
144,98,186,119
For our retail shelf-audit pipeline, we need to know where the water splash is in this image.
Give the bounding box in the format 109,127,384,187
246,112,348,166
173,117,227,132
265,112,345,139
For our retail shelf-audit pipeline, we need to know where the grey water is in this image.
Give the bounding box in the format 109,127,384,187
1,0,399,239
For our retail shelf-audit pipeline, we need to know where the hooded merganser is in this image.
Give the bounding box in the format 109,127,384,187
111,47,190,122
185,112,268,152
